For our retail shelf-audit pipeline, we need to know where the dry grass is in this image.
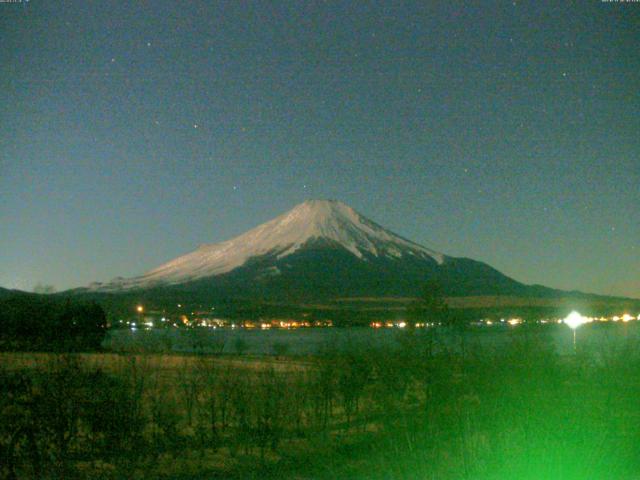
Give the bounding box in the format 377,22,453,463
0,351,310,373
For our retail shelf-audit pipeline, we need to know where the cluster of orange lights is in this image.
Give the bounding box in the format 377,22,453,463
370,321,435,329
243,320,333,329
132,305,333,329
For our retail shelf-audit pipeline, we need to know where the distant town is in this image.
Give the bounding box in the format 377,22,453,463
116,304,640,331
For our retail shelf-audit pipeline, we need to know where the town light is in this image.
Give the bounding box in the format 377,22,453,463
136,305,144,313
564,311,587,353
564,311,586,330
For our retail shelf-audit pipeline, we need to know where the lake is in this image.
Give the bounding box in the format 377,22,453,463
104,321,640,356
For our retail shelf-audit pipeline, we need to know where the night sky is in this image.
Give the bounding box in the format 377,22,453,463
1,1,638,298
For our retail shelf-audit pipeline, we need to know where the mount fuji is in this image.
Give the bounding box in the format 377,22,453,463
84,199,538,300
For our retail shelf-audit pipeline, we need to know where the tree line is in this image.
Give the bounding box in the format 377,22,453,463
0,293,107,351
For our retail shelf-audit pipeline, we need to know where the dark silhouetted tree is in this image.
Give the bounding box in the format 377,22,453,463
407,280,450,325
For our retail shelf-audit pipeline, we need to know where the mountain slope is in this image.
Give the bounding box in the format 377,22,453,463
81,199,581,302
90,200,446,292
161,241,528,301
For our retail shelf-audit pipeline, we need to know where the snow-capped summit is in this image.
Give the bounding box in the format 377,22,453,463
93,200,445,291
72,200,627,312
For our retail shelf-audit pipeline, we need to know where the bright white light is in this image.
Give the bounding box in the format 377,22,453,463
622,314,633,322
564,311,586,330
398,321,406,328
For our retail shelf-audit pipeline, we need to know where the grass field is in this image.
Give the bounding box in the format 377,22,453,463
0,351,309,373
3,328,640,479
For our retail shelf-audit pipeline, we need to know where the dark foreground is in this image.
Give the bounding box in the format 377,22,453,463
2,330,640,479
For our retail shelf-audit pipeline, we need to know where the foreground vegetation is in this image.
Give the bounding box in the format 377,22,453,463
2,329,640,479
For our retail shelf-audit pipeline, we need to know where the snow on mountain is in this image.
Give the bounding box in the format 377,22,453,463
91,200,445,291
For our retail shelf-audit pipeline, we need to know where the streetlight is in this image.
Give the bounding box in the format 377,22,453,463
564,311,586,352
133,305,144,331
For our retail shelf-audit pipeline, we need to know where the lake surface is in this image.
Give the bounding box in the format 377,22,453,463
104,322,640,356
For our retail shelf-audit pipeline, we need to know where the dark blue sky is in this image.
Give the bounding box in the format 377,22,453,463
1,1,638,297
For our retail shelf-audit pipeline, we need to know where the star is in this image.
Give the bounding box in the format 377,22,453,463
193,123,199,129
147,42,152,47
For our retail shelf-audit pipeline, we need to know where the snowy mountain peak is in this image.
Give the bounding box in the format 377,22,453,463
91,200,445,290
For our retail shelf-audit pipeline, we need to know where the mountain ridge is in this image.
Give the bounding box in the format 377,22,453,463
71,200,637,309
88,199,446,292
